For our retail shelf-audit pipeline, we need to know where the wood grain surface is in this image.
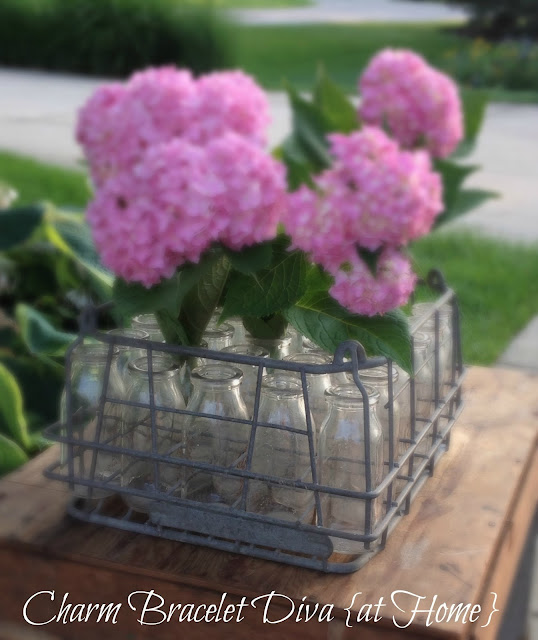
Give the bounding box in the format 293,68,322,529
0,366,536,640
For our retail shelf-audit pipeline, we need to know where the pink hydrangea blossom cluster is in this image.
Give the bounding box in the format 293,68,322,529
78,66,286,287
185,71,271,149
206,133,287,251
87,135,286,287
359,49,464,158
330,249,417,317
76,67,271,186
284,127,443,316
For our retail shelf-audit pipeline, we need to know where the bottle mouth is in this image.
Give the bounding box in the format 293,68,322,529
325,383,380,406
203,322,234,339
412,331,432,348
128,355,180,378
222,344,269,358
261,373,306,398
131,313,160,328
354,364,398,384
248,335,292,347
412,302,451,319
73,343,119,363
107,328,150,348
284,352,332,366
191,364,243,387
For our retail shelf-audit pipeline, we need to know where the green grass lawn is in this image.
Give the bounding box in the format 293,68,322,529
2,150,537,366
412,232,538,365
0,152,89,208
235,22,538,103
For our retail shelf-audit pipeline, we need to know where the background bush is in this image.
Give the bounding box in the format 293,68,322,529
0,0,235,77
411,0,538,38
442,38,538,90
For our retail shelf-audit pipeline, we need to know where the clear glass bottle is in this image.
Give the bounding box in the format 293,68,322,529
318,384,384,555
308,348,348,386
60,343,124,499
351,366,401,471
180,364,250,506
302,336,318,352
228,317,247,346
412,303,453,395
107,328,149,379
246,334,292,361
131,313,164,342
394,364,411,462
121,355,184,513
413,331,435,454
286,326,303,354
248,373,315,522
284,352,334,441
202,320,234,351
220,344,269,418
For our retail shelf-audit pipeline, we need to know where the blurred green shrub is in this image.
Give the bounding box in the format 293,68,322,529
409,1,538,38
442,38,538,91
0,0,235,77
0,201,115,475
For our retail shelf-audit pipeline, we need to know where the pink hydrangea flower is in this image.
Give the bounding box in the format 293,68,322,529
205,132,287,251
86,139,223,287
86,134,287,286
329,248,417,316
77,67,197,186
75,81,128,186
286,182,352,273
359,49,464,158
186,70,271,148
283,127,443,264
77,67,272,186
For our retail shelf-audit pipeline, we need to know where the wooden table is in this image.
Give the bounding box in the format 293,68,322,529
0,366,536,640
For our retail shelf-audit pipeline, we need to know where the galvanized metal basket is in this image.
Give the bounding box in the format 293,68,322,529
44,270,465,573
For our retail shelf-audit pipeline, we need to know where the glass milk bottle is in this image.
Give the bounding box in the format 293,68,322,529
202,321,234,351
352,366,401,471
413,331,435,455
60,343,124,499
221,344,269,418
131,313,164,342
182,364,250,506
318,384,384,554
210,308,246,346
229,318,247,346
106,328,149,379
246,334,293,361
284,352,334,442
121,355,184,513
248,373,315,522
412,302,453,396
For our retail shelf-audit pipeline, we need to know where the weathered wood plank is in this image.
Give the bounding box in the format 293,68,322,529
0,367,536,639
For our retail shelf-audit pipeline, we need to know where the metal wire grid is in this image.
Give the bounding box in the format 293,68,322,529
44,271,465,573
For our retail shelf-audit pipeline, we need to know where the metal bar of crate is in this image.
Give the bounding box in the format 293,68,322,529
44,271,465,573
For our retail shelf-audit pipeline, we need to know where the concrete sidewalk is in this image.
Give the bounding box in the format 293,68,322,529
230,0,467,26
1,68,538,243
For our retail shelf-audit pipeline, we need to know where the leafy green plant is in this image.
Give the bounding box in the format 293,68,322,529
0,201,114,475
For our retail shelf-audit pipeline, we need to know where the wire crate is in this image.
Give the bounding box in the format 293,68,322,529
44,270,465,574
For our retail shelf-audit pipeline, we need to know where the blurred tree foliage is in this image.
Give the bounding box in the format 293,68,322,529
413,0,538,38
